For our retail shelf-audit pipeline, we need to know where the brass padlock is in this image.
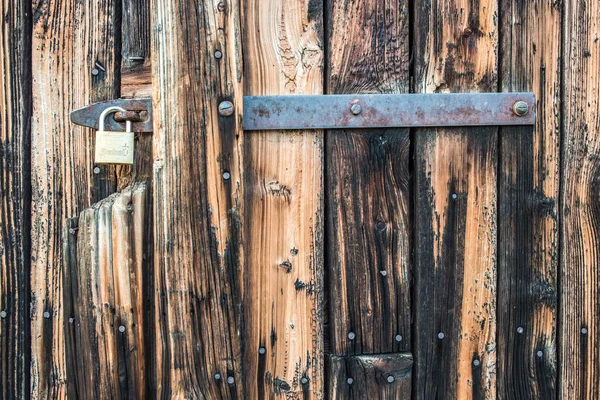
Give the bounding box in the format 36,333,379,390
94,106,134,165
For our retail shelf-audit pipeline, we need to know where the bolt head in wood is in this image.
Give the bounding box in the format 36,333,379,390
227,376,235,384
350,104,362,115
473,359,481,367
348,332,355,340
301,377,309,384
223,171,231,180
215,50,223,59
438,332,445,339
219,101,234,117
582,327,588,335
214,373,221,380
0,311,6,318
517,327,524,334
387,375,395,383
43,311,51,319
536,350,543,358
259,347,266,355
93,166,101,174
395,334,402,342
119,325,126,333
513,101,529,117
347,378,354,385
92,68,99,76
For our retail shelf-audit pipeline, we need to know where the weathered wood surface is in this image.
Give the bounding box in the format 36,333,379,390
0,0,31,398
241,0,325,397
413,0,498,398
150,0,245,397
31,0,120,397
497,0,560,398
328,353,413,399
560,0,600,397
64,183,148,398
325,0,412,359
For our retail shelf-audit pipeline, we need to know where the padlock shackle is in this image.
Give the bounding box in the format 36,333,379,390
99,106,133,132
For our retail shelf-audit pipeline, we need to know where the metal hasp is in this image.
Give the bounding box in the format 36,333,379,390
243,93,535,130
70,98,153,132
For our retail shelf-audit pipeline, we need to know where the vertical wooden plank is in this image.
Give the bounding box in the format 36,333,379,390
328,354,413,399
560,0,600,396
151,0,245,397
326,0,412,358
497,0,560,397
241,0,324,397
0,0,31,397
65,184,147,398
413,0,498,398
31,0,120,396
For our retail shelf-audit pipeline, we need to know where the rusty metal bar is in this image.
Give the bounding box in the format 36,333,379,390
242,93,535,130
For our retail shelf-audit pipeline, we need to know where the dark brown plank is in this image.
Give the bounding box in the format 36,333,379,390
150,0,245,397
241,0,325,398
560,0,600,396
328,353,413,399
413,0,499,398
325,0,412,358
31,0,120,396
0,0,31,398
497,0,560,397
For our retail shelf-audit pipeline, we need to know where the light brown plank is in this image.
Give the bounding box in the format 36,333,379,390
325,0,411,358
0,0,31,397
497,0,560,397
31,0,120,397
413,0,499,398
150,0,245,397
560,0,600,396
65,183,147,398
241,0,325,397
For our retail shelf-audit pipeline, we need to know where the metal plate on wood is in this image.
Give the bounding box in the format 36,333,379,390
70,98,153,132
243,93,535,130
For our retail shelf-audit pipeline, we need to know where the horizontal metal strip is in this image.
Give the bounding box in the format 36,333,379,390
243,93,535,130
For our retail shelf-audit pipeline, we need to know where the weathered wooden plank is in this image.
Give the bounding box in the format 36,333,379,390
328,353,412,399
65,183,147,398
241,0,325,397
413,0,498,398
325,0,411,357
0,0,31,397
150,0,245,397
497,0,560,397
31,0,120,397
560,0,600,396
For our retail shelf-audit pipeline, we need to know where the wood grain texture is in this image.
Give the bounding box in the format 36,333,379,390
64,183,148,399
325,0,412,358
31,0,120,397
560,0,600,396
413,0,498,398
0,0,32,398
498,0,560,398
242,0,325,397
328,353,413,399
150,0,245,397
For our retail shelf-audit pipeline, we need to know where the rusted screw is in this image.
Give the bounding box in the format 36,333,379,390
219,101,234,117
513,101,529,117
350,104,362,115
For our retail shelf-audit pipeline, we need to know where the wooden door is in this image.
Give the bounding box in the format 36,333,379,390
3,0,599,398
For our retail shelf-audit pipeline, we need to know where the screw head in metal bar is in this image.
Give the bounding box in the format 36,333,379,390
219,101,234,117
387,375,395,383
350,103,362,115
513,100,529,117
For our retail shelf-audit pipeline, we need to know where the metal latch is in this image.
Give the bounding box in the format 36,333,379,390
70,93,535,132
